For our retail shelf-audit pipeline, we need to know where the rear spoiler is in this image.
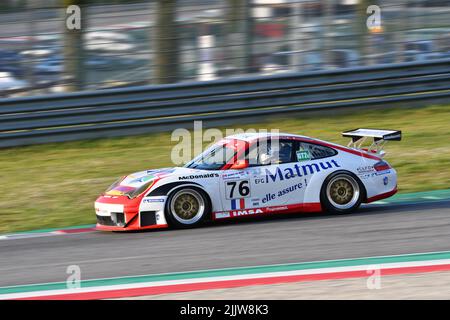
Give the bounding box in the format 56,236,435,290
342,128,401,157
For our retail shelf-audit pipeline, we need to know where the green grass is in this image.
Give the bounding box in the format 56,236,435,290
1,104,449,234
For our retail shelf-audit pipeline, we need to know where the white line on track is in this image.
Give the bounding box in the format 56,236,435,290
2,258,450,300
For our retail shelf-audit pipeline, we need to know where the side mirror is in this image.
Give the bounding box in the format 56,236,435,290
230,159,249,170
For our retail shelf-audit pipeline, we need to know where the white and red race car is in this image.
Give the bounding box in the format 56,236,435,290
95,129,401,231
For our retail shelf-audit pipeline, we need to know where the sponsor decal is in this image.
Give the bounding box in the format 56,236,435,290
357,165,375,174
277,181,306,197
215,212,231,219
387,133,401,140
263,160,340,183
296,150,311,162
231,198,245,210
178,173,219,180
143,198,165,203
262,180,306,204
251,198,260,206
254,177,266,185
359,169,391,180
231,208,263,217
262,193,275,204
222,171,248,180
265,206,288,212
215,205,296,219
130,175,154,184
383,176,389,185
376,169,391,176
214,209,263,219
359,172,378,179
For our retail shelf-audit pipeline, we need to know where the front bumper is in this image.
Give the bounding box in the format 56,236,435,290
95,195,168,231
96,221,168,232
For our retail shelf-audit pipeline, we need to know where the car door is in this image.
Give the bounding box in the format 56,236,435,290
218,138,286,214
290,140,340,204
251,139,339,208
246,138,304,209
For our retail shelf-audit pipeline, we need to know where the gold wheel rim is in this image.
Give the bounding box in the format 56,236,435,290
329,179,354,205
173,193,200,220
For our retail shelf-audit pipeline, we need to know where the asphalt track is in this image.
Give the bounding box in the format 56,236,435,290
1,200,450,287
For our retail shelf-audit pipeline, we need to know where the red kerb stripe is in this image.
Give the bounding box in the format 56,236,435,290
17,263,450,300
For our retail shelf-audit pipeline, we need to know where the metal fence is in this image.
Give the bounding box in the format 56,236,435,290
1,1,450,97
0,58,449,148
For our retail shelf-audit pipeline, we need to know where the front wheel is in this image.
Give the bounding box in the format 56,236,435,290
320,172,364,214
165,187,210,228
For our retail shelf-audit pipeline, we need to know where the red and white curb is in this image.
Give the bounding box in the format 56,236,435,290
0,226,96,240
2,256,450,300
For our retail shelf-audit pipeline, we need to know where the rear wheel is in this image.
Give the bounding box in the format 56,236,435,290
321,172,364,214
165,187,210,228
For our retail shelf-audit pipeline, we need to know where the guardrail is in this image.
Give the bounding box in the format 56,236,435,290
1,59,450,148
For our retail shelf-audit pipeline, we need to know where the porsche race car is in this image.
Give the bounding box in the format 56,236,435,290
95,129,401,231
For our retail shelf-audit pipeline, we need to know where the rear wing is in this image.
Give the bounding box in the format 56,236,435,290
342,128,401,157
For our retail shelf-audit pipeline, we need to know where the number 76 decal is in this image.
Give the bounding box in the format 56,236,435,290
225,180,251,199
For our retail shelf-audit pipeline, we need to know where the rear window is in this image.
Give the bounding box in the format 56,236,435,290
295,142,337,160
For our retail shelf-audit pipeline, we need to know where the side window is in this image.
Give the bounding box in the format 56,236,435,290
295,142,337,161
248,139,295,166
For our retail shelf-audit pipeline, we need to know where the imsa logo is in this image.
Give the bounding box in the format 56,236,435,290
214,208,264,219
231,209,263,217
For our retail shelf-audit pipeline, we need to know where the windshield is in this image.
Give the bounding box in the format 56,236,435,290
184,139,244,170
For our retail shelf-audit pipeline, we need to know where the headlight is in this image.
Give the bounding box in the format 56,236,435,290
124,180,156,199
105,176,125,193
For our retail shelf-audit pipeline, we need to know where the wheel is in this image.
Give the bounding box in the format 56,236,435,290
165,187,210,228
320,171,364,214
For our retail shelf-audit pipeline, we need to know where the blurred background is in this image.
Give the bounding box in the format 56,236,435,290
0,0,449,97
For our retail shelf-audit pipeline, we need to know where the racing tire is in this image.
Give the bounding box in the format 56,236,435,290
165,187,211,228
320,171,365,214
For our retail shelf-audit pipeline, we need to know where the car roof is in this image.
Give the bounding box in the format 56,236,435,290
225,132,312,142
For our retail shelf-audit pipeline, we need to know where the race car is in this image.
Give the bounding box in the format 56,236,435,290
95,129,401,231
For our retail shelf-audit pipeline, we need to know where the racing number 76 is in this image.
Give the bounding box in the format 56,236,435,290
226,180,250,199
